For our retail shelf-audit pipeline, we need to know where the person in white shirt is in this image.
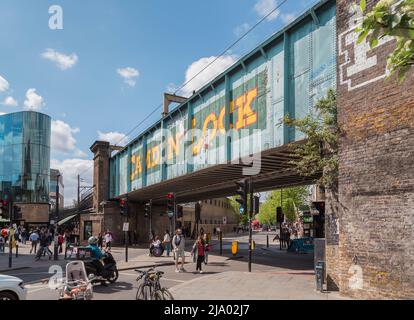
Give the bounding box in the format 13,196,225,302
29,231,39,254
163,230,171,257
104,231,113,250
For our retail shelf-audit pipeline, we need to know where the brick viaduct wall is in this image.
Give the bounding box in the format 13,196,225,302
326,0,414,299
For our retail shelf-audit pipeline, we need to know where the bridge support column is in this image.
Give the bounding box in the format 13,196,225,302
328,0,414,299
90,141,111,213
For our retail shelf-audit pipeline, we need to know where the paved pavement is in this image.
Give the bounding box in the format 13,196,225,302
1,232,348,300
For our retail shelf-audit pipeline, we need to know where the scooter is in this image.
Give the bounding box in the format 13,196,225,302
84,251,119,285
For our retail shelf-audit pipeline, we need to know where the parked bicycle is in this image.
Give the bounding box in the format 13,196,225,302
135,268,174,300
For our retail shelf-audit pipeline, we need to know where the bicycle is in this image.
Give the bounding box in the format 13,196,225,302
135,268,174,300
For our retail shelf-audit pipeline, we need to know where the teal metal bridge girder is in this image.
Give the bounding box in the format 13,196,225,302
109,0,336,203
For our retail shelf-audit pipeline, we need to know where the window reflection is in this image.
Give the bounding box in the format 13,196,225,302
0,111,51,203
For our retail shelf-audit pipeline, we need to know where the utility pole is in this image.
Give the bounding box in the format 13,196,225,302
54,174,60,261
248,178,253,273
8,192,13,268
148,200,153,241
77,174,81,245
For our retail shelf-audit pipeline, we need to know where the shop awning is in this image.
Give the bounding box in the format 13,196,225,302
58,214,77,226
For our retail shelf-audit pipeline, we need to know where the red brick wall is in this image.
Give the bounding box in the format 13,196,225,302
329,0,414,299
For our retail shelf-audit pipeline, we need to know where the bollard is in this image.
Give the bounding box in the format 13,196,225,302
315,261,325,292
15,244,18,258
231,241,238,256
266,234,269,248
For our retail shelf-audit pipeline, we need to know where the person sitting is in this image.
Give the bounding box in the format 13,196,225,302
149,236,162,256
86,236,106,279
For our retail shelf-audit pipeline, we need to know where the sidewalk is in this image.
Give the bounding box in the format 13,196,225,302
168,270,348,300
0,243,194,273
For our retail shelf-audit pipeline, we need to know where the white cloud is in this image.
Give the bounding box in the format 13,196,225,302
180,55,238,97
51,158,93,206
41,48,78,70
23,88,45,110
97,130,128,146
0,75,10,92
117,67,139,87
254,0,280,21
281,13,296,24
1,96,18,107
233,23,251,37
51,120,87,158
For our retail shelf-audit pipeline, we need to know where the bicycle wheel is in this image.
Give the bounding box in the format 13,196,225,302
136,284,152,300
154,288,174,300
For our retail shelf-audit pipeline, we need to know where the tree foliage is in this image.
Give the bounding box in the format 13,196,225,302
284,89,338,189
357,0,414,80
257,186,309,224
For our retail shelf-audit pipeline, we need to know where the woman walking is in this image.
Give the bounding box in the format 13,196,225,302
192,235,206,274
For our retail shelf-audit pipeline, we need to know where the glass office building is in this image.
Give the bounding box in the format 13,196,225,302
0,111,51,203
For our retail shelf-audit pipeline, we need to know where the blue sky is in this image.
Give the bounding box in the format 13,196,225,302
0,0,318,203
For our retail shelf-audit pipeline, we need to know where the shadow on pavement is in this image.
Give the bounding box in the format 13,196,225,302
93,281,134,294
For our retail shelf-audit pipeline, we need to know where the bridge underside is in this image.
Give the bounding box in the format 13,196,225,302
123,142,321,204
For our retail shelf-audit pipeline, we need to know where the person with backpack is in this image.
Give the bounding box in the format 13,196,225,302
172,228,186,273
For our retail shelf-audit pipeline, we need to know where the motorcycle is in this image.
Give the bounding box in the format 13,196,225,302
84,251,119,285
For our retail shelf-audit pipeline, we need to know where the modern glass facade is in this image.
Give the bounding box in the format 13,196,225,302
0,111,51,203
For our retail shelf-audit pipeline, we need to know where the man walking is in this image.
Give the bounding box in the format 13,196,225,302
29,230,39,254
172,228,186,273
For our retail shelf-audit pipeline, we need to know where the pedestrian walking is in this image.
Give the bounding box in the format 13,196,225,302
163,230,171,257
0,235,5,253
104,230,113,250
29,230,39,254
97,233,103,249
36,231,52,260
172,228,186,273
58,233,64,253
192,235,206,274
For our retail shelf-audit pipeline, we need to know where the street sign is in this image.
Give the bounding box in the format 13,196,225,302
123,222,129,232
239,207,244,214
167,211,174,219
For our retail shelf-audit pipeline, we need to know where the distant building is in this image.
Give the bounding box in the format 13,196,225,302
50,169,64,211
178,197,239,237
0,111,51,227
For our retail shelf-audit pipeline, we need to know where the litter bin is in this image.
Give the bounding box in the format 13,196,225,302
315,260,325,292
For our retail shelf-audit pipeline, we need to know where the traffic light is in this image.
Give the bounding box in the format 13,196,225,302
254,196,260,214
176,205,183,219
167,193,174,217
0,200,9,219
276,207,284,223
144,202,151,218
235,179,248,213
119,198,129,217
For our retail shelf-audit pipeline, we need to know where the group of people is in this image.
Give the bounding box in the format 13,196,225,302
149,228,210,274
0,225,30,251
95,231,114,250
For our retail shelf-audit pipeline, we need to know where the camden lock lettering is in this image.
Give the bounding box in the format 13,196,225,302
130,87,259,181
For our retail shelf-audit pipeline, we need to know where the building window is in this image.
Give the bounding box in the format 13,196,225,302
84,221,93,240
